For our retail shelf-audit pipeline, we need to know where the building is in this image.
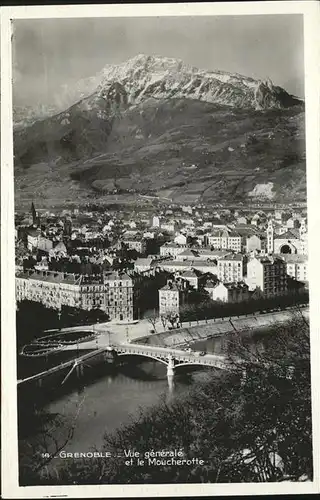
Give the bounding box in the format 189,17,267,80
246,234,266,253
64,218,72,237
158,279,188,318
31,201,39,227
251,214,260,226
151,216,160,228
160,221,177,233
203,277,219,299
277,254,308,283
34,257,49,271
182,205,193,214
217,254,245,283
266,219,274,254
159,242,187,258
159,259,218,276
103,272,133,321
266,219,307,256
246,256,287,297
49,241,68,258
237,216,248,225
206,281,249,303
206,229,241,252
227,232,242,252
175,247,228,262
123,237,146,254
286,217,300,229
27,229,41,251
174,233,187,246
273,230,303,255
16,269,133,321
16,270,82,310
37,236,54,253
134,257,155,273
175,269,199,290
274,210,283,221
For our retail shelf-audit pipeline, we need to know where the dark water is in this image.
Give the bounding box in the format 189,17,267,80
45,361,198,456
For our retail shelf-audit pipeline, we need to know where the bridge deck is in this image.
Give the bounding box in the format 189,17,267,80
17,347,108,385
115,343,229,367
18,343,230,385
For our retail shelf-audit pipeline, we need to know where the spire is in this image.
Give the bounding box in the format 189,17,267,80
31,201,37,226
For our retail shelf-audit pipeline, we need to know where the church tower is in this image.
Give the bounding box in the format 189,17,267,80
267,219,274,254
299,218,307,238
31,201,37,226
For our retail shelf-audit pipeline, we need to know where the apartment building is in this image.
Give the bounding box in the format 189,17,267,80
246,234,267,253
158,279,188,318
159,242,187,258
278,254,308,283
103,272,133,321
206,281,250,303
123,237,146,254
206,230,241,252
15,269,133,321
217,254,245,283
16,270,82,310
246,256,287,297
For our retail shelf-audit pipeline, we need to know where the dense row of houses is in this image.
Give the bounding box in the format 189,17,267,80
15,203,309,325
16,270,134,321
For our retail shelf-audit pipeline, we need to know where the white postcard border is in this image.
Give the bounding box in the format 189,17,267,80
1,2,320,497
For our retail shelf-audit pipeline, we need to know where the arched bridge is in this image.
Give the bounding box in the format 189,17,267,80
17,343,235,388
113,343,231,376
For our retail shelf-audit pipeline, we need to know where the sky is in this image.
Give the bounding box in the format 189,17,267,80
12,14,305,107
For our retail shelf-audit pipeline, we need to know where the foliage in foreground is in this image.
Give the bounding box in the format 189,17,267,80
20,314,312,485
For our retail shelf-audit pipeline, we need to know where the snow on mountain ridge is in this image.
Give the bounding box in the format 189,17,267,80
53,53,266,111
67,53,299,111
13,54,302,126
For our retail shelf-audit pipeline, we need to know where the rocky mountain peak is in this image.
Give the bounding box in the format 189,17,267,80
13,54,303,129
82,54,303,111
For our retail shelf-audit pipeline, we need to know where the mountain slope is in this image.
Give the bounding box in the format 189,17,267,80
13,54,305,208
14,95,305,207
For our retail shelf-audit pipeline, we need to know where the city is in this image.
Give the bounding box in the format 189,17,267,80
15,200,308,331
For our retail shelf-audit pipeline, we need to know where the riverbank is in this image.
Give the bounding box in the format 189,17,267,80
133,309,309,348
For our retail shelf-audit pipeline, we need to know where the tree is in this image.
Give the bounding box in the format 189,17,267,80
166,310,179,329
18,394,86,486
144,310,158,332
160,315,168,330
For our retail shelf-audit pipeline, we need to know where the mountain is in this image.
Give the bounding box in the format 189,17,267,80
93,54,302,110
13,54,305,208
13,54,302,126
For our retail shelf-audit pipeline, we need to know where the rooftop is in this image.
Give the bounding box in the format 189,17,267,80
161,259,217,268
104,272,132,282
161,242,185,248
16,269,83,285
135,257,154,266
275,230,300,240
160,282,184,292
275,254,308,264
220,254,243,262
179,270,198,278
